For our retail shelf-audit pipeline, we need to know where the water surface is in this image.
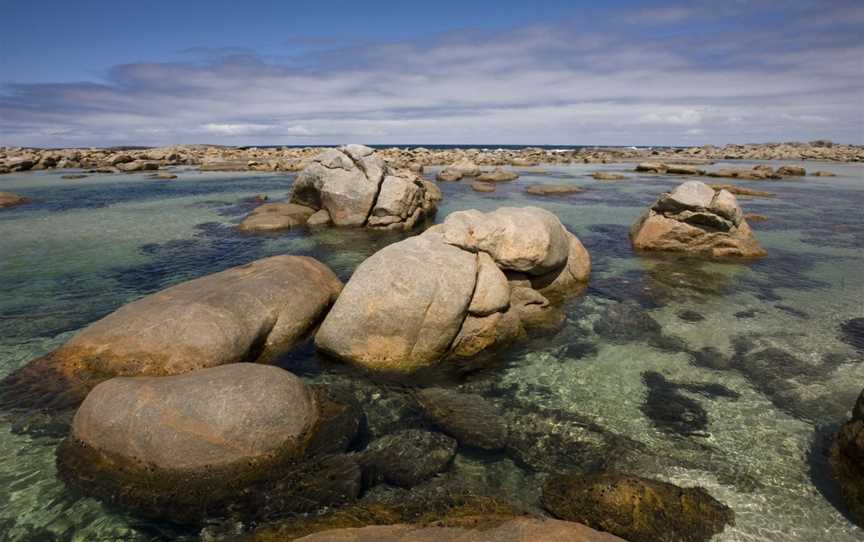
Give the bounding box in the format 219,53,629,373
1,162,862,541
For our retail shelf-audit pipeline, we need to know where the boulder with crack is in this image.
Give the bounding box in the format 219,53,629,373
289,144,440,230
630,180,766,259
315,206,591,374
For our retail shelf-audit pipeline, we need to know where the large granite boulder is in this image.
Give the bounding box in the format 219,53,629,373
289,144,439,229
2,256,342,408
831,389,864,526
542,472,735,542
315,207,590,374
630,180,766,259
0,191,31,208
56,364,337,521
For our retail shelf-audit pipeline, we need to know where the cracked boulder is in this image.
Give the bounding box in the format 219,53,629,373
315,207,590,374
630,180,766,259
1,256,342,408
290,144,440,229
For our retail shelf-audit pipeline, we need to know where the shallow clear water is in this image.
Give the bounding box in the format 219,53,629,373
0,162,862,541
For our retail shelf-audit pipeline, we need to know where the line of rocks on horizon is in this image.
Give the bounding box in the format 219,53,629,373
0,140,862,175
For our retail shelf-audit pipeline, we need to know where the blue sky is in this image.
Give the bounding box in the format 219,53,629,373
2,0,862,146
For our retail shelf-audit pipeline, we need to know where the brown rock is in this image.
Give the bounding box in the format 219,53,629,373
591,172,626,181
2,256,341,407
525,184,584,196
237,202,316,232
708,184,774,197
471,181,496,192
777,165,806,177
831,389,864,527
542,472,734,542
0,191,31,208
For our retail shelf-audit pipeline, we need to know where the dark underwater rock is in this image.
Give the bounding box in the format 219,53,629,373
677,310,705,322
593,302,686,352
641,372,739,438
360,429,457,488
542,472,734,542
501,405,635,475
417,388,508,450
841,318,864,353
830,389,864,527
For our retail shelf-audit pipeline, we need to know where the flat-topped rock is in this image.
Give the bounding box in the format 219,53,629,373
525,184,584,196
630,180,766,259
2,256,342,407
592,172,626,180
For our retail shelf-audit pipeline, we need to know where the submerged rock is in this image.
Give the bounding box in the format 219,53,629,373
417,388,508,450
630,180,766,259
831,389,864,527
0,191,31,208
237,202,316,232
542,472,735,542
289,144,439,229
56,364,328,521
315,207,590,373
2,256,341,408
360,429,457,487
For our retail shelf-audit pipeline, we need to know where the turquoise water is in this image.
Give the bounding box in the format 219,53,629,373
0,162,862,540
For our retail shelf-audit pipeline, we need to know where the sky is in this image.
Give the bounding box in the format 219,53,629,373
1,0,862,147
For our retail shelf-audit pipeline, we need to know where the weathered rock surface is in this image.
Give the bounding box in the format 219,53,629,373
237,202,316,232
476,167,519,182
831,389,864,526
525,184,584,196
2,256,341,407
315,235,477,373
315,207,590,373
542,472,735,542
289,145,439,229
630,180,766,259
57,364,322,520
117,160,159,172
0,191,31,208
439,207,570,275
285,518,625,542
636,162,705,175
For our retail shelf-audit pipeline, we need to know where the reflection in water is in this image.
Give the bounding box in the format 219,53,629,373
0,163,863,541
